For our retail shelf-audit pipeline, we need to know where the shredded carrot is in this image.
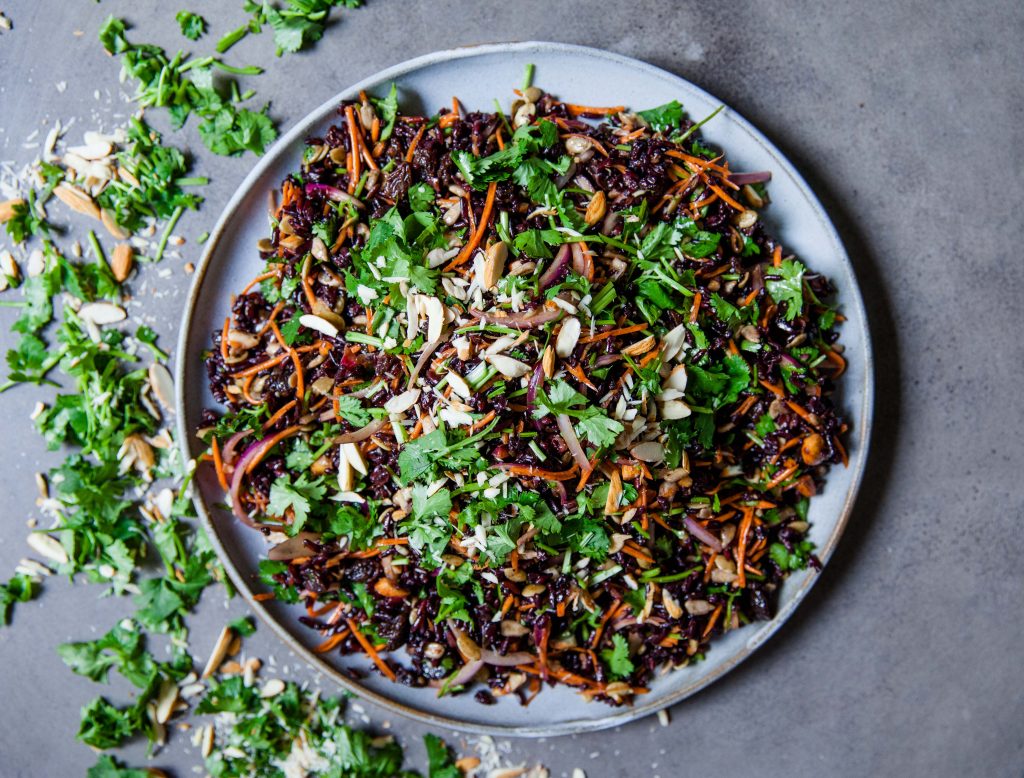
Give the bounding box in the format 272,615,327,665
689,292,702,323
210,437,229,491
232,353,289,378
727,339,739,355
590,600,623,648
577,322,648,344
575,452,600,492
741,287,759,307
764,462,800,490
565,103,625,117
220,316,231,361
257,301,287,338
494,127,505,150
735,508,755,588
241,373,260,405
439,113,459,129
759,379,784,397
501,463,579,482
253,592,275,602
445,181,497,270
405,124,426,163
834,435,849,467
263,399,297,430
314,629,350,654
621,544,655,566
734,395,758,418
470,410,496,432
374,537,409,547
702,604,724,638
345,618,397,682
344,105,361,193
240,270,281,297
785,400,819,428
566,363,597,391
822,345,847,376
772,244,782,268
245,425,302,474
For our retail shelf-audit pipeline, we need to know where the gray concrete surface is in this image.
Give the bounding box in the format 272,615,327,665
1,1,1022,776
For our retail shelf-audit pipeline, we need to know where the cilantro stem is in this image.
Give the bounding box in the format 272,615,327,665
216,24,249,53
521,63,535,91
86,230,106,266
213,61,264,76
153,205,184,263
676,104,725,144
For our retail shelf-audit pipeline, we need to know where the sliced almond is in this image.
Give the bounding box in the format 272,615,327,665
453,628,481,661
374,578,410,598
110,243,134,282
0,250,20,283
661,323,688,362
555,316,581,358
101,208,130,239
604,469,623,515
500,620,530,637
424,296,445,342
79,301,126,325
53,183,101,220
478,240,507,289
630,441,665,463
259,678,286,698
584,190,607,226
664,364,688,391
27,533,68,564
483,354,530,379
684,599,714,616
298,313,339,338
148,363,175,410
0,198,24,223
622,334,656,356
385,388,421,414
310,236,329,262
661,399,692,420
340,441,367,475
67,141,113,160
662,588,683,620
337,454,355,491
155,680,179,724
26,249,45,277
542,344,556,378
446,371,472,399
201,626,233,679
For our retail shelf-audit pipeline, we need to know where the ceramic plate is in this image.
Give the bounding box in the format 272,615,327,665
176,41,873,736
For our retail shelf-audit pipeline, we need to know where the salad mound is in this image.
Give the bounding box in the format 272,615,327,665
201,80,847,705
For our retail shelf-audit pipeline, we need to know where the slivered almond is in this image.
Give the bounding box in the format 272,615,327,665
338,454,355,491
148,363,174,410
101,208,129,239
27,533,68,564
201,626,233,678
424,296,445,342
660,399,692,420
67,141,113,160
117,165,140,188
298,313,339,338
604,469,623,515
665,364,688,391
0,198,24,223
484,354,530,379
661,323,688,362
555,316,581,358
630,441,665,463
454,629,481,661
155,680,179,724
662,588,683,620
53,183,101,220
110,243,133,282
584,190,607,226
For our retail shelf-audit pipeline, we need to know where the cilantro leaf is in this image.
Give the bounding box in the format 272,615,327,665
268,474,328,534
575,412,624,448
175,10,207,40
0,574,37,626
637,100,684,134
600,633,635,679
766,258,806,321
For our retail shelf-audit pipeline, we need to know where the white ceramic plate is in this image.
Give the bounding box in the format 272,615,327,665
176,41,873,736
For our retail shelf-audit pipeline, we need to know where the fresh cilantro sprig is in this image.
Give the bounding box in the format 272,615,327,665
533,379,624,448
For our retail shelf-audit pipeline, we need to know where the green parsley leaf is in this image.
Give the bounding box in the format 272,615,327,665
175,10,207,40
600,633,635,679
766,258,806,321
637,100,683,134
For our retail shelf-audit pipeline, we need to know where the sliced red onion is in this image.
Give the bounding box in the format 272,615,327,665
526,362,544,412
593,354,622,368
570,242,593,280
480,649,535,667
469,306,564,330
333,418,386,444
304,183,365,208
447,658,485,687
407,339,441,388
229,437,274,527
221,429,252,469
268,532,322,561
728,171,772,185
684,516,724,552
538,244,571,290
557,413,591,472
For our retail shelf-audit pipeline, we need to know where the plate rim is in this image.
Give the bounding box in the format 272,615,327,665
175,40,875,737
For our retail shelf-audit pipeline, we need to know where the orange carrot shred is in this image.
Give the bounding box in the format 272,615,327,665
405,124,426,164
210,437,229,491
346,618,397,682
446,181,497,270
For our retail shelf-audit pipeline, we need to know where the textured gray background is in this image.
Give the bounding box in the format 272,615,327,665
1,1,1022,776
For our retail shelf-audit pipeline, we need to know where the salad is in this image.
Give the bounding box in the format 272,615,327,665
200,79,848,706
